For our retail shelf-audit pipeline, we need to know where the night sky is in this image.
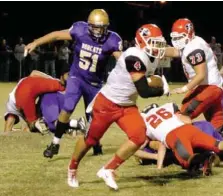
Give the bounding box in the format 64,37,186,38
0,1,222,45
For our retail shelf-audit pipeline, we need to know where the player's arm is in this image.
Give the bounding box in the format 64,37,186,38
30,70,53,79
185,49,206,90
112,51,122,60
176,113,192,124
4,114,18,132
111,37,123,60
172,49,206,94
165,47,180,58
157,142,166,169
34,30,72,47
134,139,158,161
173,103,192,124
25,28,73,54
125,56,164,98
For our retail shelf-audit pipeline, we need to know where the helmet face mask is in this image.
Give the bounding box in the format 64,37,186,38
171,32,189,50
88,24,108,38
142,103,159,114
144,37,166,59
87,9,109,40
171,18,195,50
135,24,166,59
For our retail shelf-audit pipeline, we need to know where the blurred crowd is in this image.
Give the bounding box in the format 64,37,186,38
0,36,222,82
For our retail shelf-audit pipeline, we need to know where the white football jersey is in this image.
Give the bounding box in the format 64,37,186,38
100,47,159,106
141,103,184,147
4,78,26,121
181,36,223,88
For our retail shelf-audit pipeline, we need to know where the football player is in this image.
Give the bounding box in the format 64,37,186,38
165,18,223,134
4,70,65,133
67,24,169,190
135,118,223,168
141,103,223,175
38,91,86,135
25,9,123,157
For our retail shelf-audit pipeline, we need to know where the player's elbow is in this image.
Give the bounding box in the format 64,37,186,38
134,76,164,98
196,72,205,83
138,87,164,98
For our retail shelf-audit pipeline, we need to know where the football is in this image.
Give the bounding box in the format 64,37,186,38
147,75,163,88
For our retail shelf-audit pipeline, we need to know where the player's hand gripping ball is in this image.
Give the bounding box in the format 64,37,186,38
147,75,163,88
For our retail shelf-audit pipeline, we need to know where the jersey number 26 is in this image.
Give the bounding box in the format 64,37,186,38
146,108,173,129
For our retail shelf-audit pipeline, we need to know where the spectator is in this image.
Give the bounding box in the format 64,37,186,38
130,39,136,47
57,41,70,77
0,38,12,81
14,37,25,79
43,43,57,77
29,39,42,73
123,40,129,51
210,36,222,69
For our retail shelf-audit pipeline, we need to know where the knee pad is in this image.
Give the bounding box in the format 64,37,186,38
182,99,202,117
175,139,191,161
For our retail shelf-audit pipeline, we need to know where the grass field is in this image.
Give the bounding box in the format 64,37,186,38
1,82,223,196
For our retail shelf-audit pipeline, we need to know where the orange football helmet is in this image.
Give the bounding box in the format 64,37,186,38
135,24,166,59
170,18,195,50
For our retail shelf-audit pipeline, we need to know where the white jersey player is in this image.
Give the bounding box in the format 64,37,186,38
68,24,169,191
141,103,184,146
101,47,161,106
165,18,223,133
141,102,223,175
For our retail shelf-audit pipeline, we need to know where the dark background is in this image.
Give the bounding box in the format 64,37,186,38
0,1,222,45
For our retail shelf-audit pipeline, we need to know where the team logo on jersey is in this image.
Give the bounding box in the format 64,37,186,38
134,61,141,71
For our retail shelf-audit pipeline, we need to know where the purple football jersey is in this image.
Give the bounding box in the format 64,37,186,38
69,21,122,86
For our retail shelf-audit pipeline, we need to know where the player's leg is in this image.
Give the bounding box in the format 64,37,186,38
181,85,223,128
82,82,102,155
190,125,223,175
40,93,60,133
172,125,222,174
68,93,119,188
193,120,223,141
165,125,194,169
43,76,82,158
203,96,223,133
97,106,146,190
190,125,223,152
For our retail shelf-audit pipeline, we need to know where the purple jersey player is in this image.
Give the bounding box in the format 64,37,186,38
39,92,86,134
25,9,122,158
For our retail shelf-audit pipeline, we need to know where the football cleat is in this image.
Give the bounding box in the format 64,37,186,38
43,143,60,158
97,167,118,190
77,117,87,134
67,168,79,188
202,152,216,176
35,118,50,135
